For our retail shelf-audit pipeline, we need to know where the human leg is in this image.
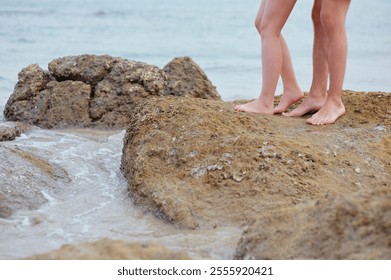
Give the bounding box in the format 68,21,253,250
234,0,297,115
283,0,328,117
273,35,304,114
254,0,267,33
254,0,303,114
307,0,351,125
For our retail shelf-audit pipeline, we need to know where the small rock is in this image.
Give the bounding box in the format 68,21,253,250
373,125,386,131
163,57,221,100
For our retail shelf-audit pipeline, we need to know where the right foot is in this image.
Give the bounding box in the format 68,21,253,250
306,97,346,125
282,94,326,117
233,99,274,115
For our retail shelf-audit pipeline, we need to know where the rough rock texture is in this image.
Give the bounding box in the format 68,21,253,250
163,56,221,100
39,80,92,128
48,54,114,86
3,55,165,128
0,147,69,218
89,59,166,127
121,90,390,258
3,64,52,124
4,55,220,128
234,188,391,260
27,239,190,260
0,122,29,142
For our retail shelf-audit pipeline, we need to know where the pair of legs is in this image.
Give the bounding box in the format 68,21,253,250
234,0,303,115
284,0,351,125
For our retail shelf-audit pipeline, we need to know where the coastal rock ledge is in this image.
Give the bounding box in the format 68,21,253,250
121,91,390,259
3,55,219,128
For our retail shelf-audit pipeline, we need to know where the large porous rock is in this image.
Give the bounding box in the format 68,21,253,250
89,59,166,127
0,147,69,218
121,91,390,231
3,64,52,124
48,54,114,86
38,81,92,128
3,55,167,128
0,122,29,142
163,57,221,100
234,188,391,260
4,55,221,129
27,239,190,260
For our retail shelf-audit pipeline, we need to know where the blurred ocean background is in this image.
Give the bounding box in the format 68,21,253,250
0,0,390,259
0,0,390,107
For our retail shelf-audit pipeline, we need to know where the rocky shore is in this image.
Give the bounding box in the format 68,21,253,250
27,239,190,260
1,55,390,259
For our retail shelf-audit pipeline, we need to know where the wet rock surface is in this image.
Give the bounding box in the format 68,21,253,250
121,90,390,258
0,146,69,218
0,122,29,142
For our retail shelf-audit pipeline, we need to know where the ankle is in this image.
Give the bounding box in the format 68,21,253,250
308,87,327,98
256,96,274,111
325,94,344,106
283,83,302,94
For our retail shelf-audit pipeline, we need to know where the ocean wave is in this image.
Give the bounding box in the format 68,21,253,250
16,37,35,43
0,9,55,17
91,9,138,18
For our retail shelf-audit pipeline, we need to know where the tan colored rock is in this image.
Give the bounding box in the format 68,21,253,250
48,54,114,86
234,188,391,260
89,59,166,127
163,57,221,100
120,90,390,258
4,55,224,128
38,80,92,128
3,64,52,124
27,239,190,260
4,55,168,128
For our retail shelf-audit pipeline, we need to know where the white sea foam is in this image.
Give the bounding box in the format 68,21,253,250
0,128,241,259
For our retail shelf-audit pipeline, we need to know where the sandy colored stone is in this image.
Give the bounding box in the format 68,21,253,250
120,90,390,258
4,55,168,128
27,239,190,260
4,55,224,128
3,64,52,124
89,59,166,127
39,80,92,128
0,122,29,142
163,56,221,100
48,54,114,86
234,187,391,260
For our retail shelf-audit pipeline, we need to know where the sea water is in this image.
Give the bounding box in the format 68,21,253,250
0,0,390,259
0,0,390,104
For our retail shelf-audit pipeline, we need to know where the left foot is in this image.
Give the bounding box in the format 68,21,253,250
306,98,345,125
274,90,304,114
233,99,274,115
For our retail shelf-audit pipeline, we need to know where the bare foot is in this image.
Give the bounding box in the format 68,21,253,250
274,90,304,114
282,94,326,117
233,99,274,115
306,98,346,125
